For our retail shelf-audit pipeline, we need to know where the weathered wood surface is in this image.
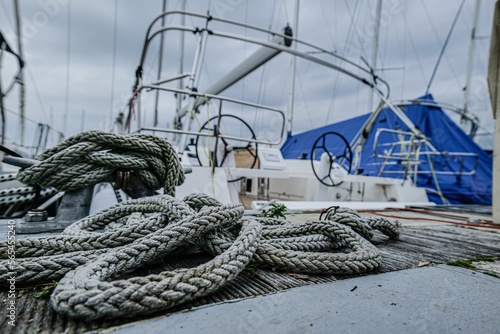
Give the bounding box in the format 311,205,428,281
1,224,499,334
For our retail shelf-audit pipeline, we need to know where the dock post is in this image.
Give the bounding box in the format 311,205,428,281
494,120,500,225
488,0,500,225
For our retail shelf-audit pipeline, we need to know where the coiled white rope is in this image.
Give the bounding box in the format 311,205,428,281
0,131,400,320
16,130,184,196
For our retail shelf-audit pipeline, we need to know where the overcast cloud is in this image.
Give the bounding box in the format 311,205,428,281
0,0,496,150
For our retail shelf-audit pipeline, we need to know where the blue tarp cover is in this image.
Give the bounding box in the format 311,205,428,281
281,95,492,204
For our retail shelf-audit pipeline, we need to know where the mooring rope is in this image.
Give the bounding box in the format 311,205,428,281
0,131,400,320
16,130,185,196
0,193,398,320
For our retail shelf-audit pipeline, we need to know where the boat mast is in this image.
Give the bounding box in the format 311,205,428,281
109,0,118,132
463,0,481,128
13,0,24,146
154,0,168,127
63,2,71,136
174,0,186,141
287,0,299,137
368,0,382,113
426,0,466,95
488,0,500,225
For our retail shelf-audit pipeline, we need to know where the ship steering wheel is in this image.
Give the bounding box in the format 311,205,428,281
310,131,352,187
195,114,258,169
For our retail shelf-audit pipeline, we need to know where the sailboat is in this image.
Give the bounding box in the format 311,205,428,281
0,2,499,332
280,0,493,206
120,7,443,210
0,0,493,217
116,0,494,210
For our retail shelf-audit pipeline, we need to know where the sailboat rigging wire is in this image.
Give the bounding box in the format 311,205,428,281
402,7,427,86
425,0,466,95
241,0,249,109
421,0,461,91
254,62,269,126
2,106,63,140
296,70,314,129
27,67,49,124
391,3,407,100
256,0,276,129
63,1,71,135
202,58,213,87
344,0,366,59
110,0,119,128
0,2,14,28
268,0,277,31
282,0,290,25
320,0,337,52
325,0,360,123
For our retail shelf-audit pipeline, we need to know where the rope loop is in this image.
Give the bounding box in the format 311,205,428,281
16,131,185,195
0,192,399,319
0,130,402,320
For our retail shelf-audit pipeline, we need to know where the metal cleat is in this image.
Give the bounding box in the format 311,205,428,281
24,209,49,222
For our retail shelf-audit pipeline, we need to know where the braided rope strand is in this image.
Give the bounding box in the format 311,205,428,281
0,193,399,319
51,219,261,319
0,131,401,320
16,131,184,195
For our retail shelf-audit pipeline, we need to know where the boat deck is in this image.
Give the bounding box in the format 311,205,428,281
1,208,499,333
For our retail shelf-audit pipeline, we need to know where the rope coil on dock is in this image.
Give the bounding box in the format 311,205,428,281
0,193,398,320
0,131,400,320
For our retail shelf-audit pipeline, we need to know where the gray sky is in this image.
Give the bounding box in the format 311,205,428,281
0,0,496,150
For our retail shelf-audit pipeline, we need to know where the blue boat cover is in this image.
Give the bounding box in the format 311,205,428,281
281,94,492,204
